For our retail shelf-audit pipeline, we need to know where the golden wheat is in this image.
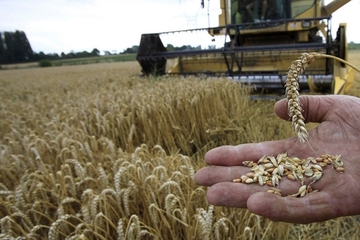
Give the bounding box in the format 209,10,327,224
0,59,359,239
285,53,316,143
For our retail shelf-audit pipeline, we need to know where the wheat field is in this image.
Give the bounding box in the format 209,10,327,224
0,53,359,239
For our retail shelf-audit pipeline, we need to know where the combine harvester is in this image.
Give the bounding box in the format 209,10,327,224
137,0,354,95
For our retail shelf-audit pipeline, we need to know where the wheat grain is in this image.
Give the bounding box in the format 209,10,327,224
170,171,184,182
64,175,77,197
137,229,153,240
11,211,34,231
81,206,91,224
214,217,230,240
159,180,182,195
195,206,214,240
58,197,80,217
28,225,43,239
10,154,23,172
148,203,160,226
48,216,63,240
117,218,125,240
164,194,179,216
94,212,105,231
48,214,78,240
59,147,71,163
243,226,253,239
151,144,166,158
123,181,138,217
61,163,72,176
285,53,317,143
104,137,116,157
66,159,85,180
0,190,12,195
91,195,100,219
33,185,50,203
80,189,96,223
285,52,360,143
234,153,344,197
127,214,140,239
152,165,168,182
0,216,12,239
114,167,126,202
15,185,26,210
179,154,195,178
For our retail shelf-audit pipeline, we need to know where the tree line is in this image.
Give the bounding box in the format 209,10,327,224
4,29,356,65
0,30,105,64
121,44,205,54
0,30,35,64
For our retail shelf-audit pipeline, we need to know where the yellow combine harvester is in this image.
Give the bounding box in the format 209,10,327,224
137,0,354,95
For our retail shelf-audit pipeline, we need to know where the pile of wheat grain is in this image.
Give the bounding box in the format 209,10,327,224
0,60,360,239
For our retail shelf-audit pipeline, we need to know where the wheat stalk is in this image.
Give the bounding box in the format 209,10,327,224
2,62,360,238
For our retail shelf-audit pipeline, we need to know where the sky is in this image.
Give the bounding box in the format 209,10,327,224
0,0,359,55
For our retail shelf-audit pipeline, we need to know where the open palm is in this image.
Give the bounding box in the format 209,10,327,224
194,95,360,223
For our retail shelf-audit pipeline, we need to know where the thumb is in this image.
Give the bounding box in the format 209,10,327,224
246,192,338,223
274,95,338,123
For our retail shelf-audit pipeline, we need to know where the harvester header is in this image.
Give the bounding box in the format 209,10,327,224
137,0,354,95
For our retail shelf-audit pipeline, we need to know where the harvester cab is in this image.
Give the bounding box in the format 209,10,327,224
137,0,354,95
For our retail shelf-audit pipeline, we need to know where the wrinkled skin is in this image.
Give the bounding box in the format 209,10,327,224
194,95,360,224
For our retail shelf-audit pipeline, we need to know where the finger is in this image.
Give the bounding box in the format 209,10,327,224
205,182,265,208
204,141,291,166
274,95,339,123
247,191,338,223
194,165,249,186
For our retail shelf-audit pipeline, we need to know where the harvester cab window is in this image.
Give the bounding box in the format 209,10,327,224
231,0,289,23
230,0,317,24
290,0,316,17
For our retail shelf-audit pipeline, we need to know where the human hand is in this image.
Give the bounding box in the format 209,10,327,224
194,95,360,223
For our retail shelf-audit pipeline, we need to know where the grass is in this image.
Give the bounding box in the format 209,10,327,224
51,54,136,67
0,52,359,239
0,54,136,69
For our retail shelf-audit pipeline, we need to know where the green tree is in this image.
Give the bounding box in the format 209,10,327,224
0,32,6,63
91,48,100,56
166,44,175,51
0,30,34,63
121,45,139,54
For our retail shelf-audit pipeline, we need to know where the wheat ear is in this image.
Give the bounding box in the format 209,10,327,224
285,52,316,143
286,52,360,143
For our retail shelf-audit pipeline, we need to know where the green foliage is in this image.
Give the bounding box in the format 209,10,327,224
0,30,35,64
51,54,136,67
121,45,139,54
166,44,202,51
38,59,52,67
349,42,360,50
